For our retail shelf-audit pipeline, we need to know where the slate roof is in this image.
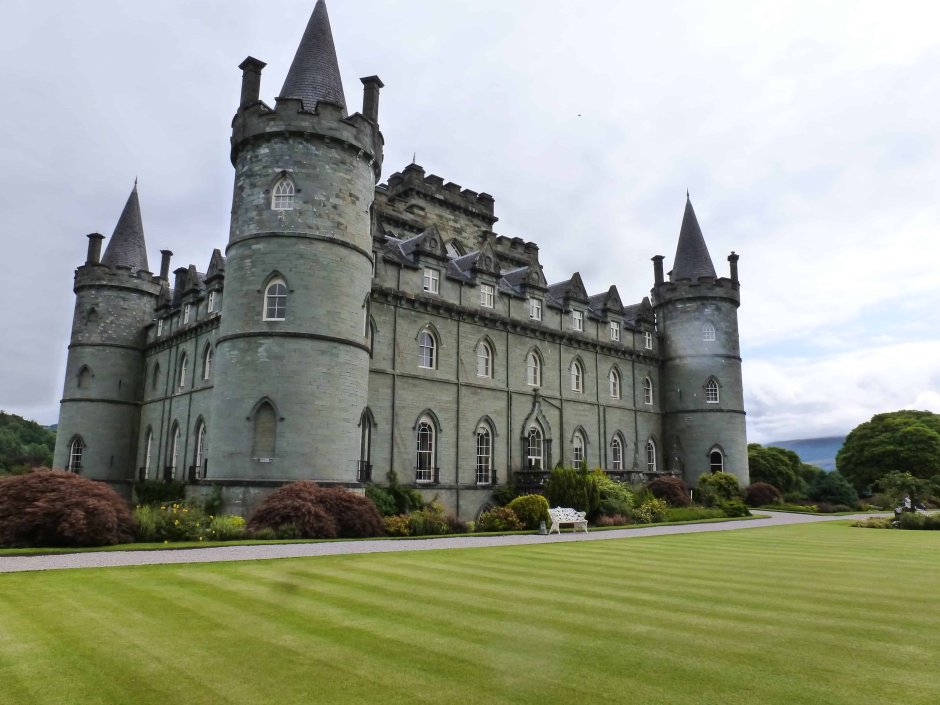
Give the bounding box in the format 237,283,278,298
101,184,149,271
279,0,348,115
671,196,716,281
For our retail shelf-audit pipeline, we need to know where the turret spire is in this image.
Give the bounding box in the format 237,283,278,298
279,0,347,115
671,194,716,281
101,183,149,271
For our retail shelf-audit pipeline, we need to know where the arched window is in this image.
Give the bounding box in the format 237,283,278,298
705,378,720,403
476,340,492,378
611,436,624,471
646,439,657,473
178,354,188,391
169,424,181,479
194,421,207,475
526,351,541,387
526,426,543,470
572,430,586,467
609,368,621,399
67,436,85,473
202,345,213,381
710,450,724,473
570,360,583,393
143,429,153,479
359,409,373,482
272,177,295,210
643,377,654,405
418,329,436,369
252,402,277,459
77,366,92,389
475,424,492,484
151,363,160,391
703,322,716,341
415,419,435,483
264,279,287,321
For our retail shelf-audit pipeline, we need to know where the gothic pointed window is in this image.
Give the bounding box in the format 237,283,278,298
705,378,720,403
611,435,624,471
476,340,492,378
703,322,716,341
570,360,583,393
178,354,188,391
643,377,654,405
77,366,92,389
67,436,85,473
415,419,436,483
203,345,213,381
264,279,287,321
646,439,657,473
143,429,153,479
572,430,586,466
418,329,436,369
710,450,724,473
194,421,207,476
526,426,543,470
252,402,277,459
609,368,621,399
475,424,493,485
272,177,295,210
151,363,160,391
169,424,181,479
526,351,541,387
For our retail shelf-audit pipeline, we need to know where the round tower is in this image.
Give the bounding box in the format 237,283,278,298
53,185,161,482
650,196,748,487
210,0,383,483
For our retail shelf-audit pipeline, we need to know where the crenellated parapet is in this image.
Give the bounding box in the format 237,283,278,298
651,275,740,307
383,163,497,224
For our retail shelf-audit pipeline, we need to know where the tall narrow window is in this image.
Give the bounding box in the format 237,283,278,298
194,422,207,475
526,352,541,387
151,363,160,391
476,341,492,378
528,297,542,321
169,425,181,479
610,321,621,342
183,304,192,324
359,411,372,482
705,378,720,403
143,429,153,478
609,368,621,399
77,366,92,389
264,280,287,321
646,440,657,473
156,319,164,337
644,331,653,349
710,450,724,473
272,177,295,210
418,330,436,369
207,291,217,313
643,377,653,405
571,310,583,332
475,425,492,484
570,360,583,393
178,354,188,391
415,420,435,483
422,268,439,294
572,431,586,466
252,402,277,459
611,436,624,471
703,322,716,341
203,345,213,381
480,283,495,308
67,436,85,473
526,427,543,470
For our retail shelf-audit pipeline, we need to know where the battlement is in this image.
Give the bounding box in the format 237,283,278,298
383,163,496,223
74,262,162,295
651,276,740,307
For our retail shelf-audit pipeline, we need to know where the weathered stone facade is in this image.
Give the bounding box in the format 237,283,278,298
53,1,748,518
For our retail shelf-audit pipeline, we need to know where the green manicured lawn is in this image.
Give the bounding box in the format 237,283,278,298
1,522,938,704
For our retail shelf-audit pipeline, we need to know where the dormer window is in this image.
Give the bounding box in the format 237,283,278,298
644,331,653,349
571,310,583,332
156,319,164,337
610,321,621,342
183,304,192,324
207,291,217,313
272,177,295,210
480,284,495,308
423,268,440,294
528,298,542,321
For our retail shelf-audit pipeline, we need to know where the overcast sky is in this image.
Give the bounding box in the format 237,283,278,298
1,0,938,443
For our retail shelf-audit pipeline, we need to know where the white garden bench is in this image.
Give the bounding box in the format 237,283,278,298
548,507,588,534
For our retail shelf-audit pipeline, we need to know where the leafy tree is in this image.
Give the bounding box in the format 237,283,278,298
0,412,56,474
807,471,858,507
837,411,940,492
875,471,930,506
747,443,804,494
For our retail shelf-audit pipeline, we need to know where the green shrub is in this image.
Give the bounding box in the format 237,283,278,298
250,527,278,540
477,506,524,532
382,515,411,536
205,514,246,541
365,484,398,516
507,494,550,529
852,517,894,529
545,466,600,515
698,472,741,507
808,471,859,507
133,502,222,542
719,499,751,518
744,482,782,507
381,470,425,514
133,479,186,506
664,506,725,522
0,469,137,547
646,476,691,507
408,502,451,536
592,473,634,518
898,512,926,530
491,483,521,507
634,498,668,524
203,485,224,515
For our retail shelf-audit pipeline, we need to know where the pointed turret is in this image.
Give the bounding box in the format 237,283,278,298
279,0,347,115
671,195,716,281
101,183,149,271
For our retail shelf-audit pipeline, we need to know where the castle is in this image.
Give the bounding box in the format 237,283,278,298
52,1,748,518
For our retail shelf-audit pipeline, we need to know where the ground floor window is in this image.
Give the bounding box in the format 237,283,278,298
475,425,492,484
416,420,435,482
710,450,724,473
68,437,85,473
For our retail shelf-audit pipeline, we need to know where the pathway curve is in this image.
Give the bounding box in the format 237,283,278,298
0,511,875,574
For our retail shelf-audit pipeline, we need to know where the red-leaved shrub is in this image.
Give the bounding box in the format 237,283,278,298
248,481,384,539
646,476,691,507
744,482,783,507
0,469,136,547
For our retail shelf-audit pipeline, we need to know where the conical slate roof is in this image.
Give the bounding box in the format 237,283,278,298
671,195,716,281
101,183,149,271
279,0,347,115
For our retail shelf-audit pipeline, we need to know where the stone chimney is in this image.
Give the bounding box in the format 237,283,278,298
360,75,384,123
728,251,739,284
238,57,267,108
159,250,173,281
652,255,665,286
86,233,105,265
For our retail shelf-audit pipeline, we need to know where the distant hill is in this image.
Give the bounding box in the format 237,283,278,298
765,436,845,472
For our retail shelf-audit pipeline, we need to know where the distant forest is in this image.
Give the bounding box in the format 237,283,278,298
0,411,55,474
